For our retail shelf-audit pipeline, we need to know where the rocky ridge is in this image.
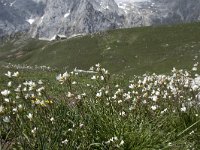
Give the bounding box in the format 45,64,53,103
0,0,200,39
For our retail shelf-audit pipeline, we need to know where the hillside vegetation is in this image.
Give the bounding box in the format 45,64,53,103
0,22,200,75
1,23,200,149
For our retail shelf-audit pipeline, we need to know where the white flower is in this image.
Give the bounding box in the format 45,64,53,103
151,105,158,111
12,71,19,77
62,139,68,144
27,113,33,120
161,108,168,114
16,95,20,99
50,117,55,122
151,95,158,102
63,71,70,78
89,66,94,71
181,106,186,112
5,71,12,78
119,140,124,146
143,100,147,104
118,100,123,104
79,123,84,128
72,81,77,85
4,98,10,103
38,80,43,85
115,84,119,88
68,128,73,132
15,85,21,92
95,63,100,68
105,90,109,95
56,74,62,81
100,76,104,81
31,127,37,134
0,105,4,113
7,81,12,87
12,107,18,112
76,95,82,100
155,91,160,96
112,94,117,100
3,116,10,123
192,84,199,91
91,75,97,80
81,93,86,97
192,67,197,71
36,87,45,93
113,137,118,141
28,81,36,88
1,90,10,96
119,111,126,116
67,92,73,98
96,92,102,98
129,84,135,89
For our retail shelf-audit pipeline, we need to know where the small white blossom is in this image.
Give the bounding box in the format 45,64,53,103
5,71,12,78
67,92,73,98
91,75,97,80
27,113,33,120
151,95,158,102
50,117,55,122
192,67,197,71
38,80,43,85
12,107,18,113
118,100,123,104
1,90,10,96
4,98,10,103
7,81,12,87
31,127,37,134
151,105,158,111
62,139,68,144
100,76,104,81
79,124,84,128
72,81,77,85
12,71,19,77
119,111,126,116
0,105,4,113
3,116,10,123
181,106,186,112
96,92,102,98
129,84,135,89
119,140,124,146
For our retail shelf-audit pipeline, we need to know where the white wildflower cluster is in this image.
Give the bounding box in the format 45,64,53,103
56,70,78,86
3,63,55,71
5,71,19,78
1,62,200,148
105,136,124,147
90,64,110,82
56,71,70,84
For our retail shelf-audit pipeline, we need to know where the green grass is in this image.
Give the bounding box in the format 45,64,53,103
0,22,200,75
1,22,200,149
0,64,200,149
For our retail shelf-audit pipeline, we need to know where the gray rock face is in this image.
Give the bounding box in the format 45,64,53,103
0,0,200,39
31,0,124,39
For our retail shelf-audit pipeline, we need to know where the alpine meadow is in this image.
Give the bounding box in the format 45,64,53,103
1,0,200,149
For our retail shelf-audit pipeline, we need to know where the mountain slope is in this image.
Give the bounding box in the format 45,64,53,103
0,0,200,38
0,22,200,75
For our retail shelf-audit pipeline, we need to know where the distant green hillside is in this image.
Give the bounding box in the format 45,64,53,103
1,22,200,75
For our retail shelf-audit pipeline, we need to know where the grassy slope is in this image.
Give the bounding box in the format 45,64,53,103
1,22,200,75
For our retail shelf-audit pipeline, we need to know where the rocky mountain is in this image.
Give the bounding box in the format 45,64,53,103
0,0,200,39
